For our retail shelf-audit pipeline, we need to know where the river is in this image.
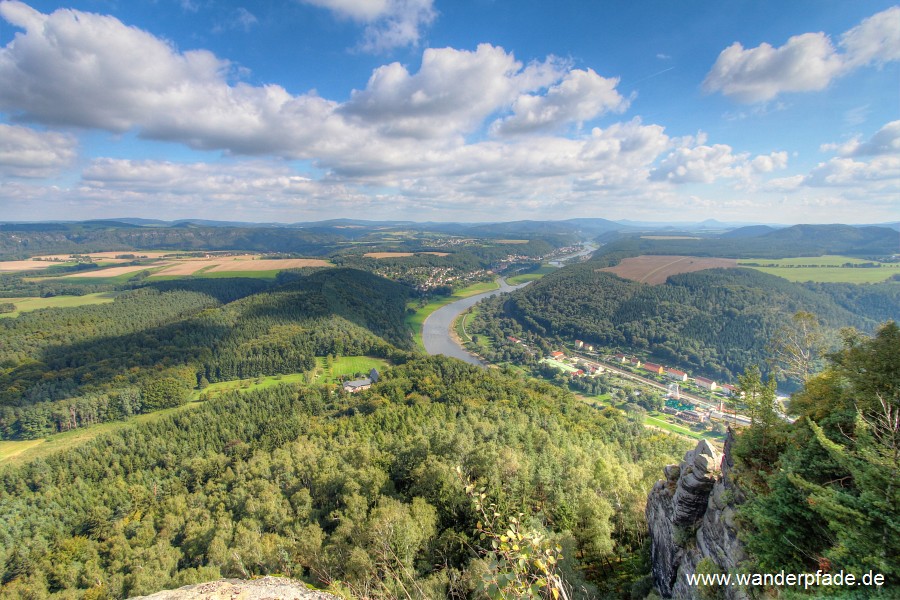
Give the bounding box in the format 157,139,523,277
422,242,598,366
421,277,530,366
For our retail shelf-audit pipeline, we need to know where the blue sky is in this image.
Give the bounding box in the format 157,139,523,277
0,0,897,223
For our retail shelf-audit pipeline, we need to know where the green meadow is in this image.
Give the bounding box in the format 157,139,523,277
505,264,557,284
0,292,119,318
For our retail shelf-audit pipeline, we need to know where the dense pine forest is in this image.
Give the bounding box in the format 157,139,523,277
471,250,899,381
0,355,690,599
0,270,411,440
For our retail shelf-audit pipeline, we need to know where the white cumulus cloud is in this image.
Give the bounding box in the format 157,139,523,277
0,124,77,178
492,68,629,135
703,6,900,102
301,0,436,52
342,44,566,139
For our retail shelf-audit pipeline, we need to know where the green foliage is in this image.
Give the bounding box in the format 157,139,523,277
693,558,723,600
472,254,896,381
462,471,568,599
732,366,784,470
0,270,412,439
737,322,900,593
0,356,690,598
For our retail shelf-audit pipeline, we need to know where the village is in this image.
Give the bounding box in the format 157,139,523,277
508,335,758,429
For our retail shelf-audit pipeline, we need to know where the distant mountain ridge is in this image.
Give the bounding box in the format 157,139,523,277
1,220,895,260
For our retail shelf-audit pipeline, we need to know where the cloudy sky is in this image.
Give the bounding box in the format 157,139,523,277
0,1,898,224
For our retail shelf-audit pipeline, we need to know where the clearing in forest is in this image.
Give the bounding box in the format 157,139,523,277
0,292,118,318
601,255,738,284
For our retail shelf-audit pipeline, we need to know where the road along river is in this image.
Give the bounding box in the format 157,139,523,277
422,278,530,366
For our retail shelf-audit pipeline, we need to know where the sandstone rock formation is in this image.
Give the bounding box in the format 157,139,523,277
646,432,750,599
129,576,342,600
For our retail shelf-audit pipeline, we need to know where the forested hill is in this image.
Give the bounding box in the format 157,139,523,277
0,221,576,260
0,222,343,258
478,262,899,381
599,224,898,258
0,355,690,598
0,269,412,439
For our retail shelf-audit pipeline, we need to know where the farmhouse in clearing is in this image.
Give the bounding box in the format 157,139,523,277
342,368,380,393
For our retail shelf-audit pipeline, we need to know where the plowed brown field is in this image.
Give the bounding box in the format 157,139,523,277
601,255,737,284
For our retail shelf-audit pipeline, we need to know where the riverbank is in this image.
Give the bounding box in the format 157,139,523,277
421,277,530,365
405,280,500,350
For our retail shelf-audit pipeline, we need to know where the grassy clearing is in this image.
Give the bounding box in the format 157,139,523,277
455,309,476,342
0,292,119,318
194,373,308,400
314,356,390,384
541,357,580,373
506,265,557,284
0,439,45,461
405,280,500,349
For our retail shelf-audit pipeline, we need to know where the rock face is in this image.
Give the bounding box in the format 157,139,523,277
646,432,749,599
129,576,342,600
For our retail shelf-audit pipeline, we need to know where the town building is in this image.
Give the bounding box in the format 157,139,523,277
642,362,664,376
694,376,717,391
665,368,688,382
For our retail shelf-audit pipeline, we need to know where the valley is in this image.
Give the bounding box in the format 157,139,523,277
0,218,896,599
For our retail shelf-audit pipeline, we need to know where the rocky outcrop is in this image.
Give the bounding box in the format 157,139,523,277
646,432,750,599
129,576,342,600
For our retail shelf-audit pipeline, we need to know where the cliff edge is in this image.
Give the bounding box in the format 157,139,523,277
646,432,750,599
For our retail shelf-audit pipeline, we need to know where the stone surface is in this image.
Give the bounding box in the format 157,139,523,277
646,431,751,600
128,577,342,600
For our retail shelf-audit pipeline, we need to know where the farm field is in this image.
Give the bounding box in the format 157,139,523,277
601,255,738,284
0,260,76,272
40,255,333,279
738,255,900,283
0,251,176,273
0,292,119,318
63,263,175,278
